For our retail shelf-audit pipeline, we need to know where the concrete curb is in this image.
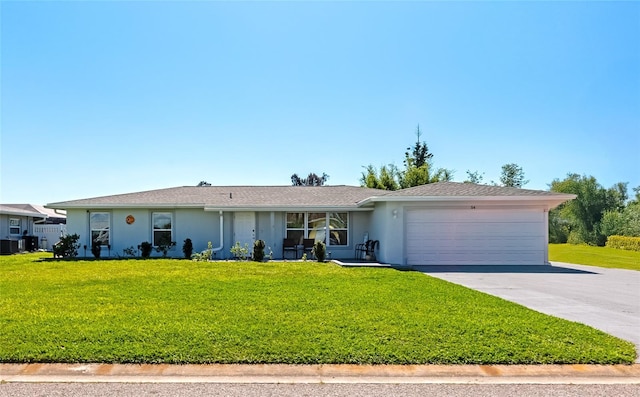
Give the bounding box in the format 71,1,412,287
1,364,640,384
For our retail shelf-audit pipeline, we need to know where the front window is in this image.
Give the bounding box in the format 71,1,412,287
285,212,348,246
307,212,326,243
153,212,173,246
286,213,305,244
9,218,20,235
90,212,110,245
328,212,348,246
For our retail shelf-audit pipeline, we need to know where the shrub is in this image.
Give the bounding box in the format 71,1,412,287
122,246,137,258
140,242,153,258
606,235,640,252
155,241,176,258
53,234,81,258
182,238,193,259
253,239,265,262
91,240,101,258
230,242,249,260
192,242,213,262
311,241,326,262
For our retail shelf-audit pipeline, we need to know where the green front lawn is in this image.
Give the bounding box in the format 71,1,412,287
549,244,640,271
0,253,635,364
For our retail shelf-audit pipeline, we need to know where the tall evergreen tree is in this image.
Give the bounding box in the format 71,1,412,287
361,125,453,190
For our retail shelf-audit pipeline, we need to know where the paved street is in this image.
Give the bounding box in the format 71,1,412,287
1,383,639,397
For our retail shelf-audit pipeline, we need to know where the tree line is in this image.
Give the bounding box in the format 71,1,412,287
290,124,639,246
359,125,528,190
549,175,640,245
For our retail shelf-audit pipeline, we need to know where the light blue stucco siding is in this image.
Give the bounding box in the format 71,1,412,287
368,202,405,266
64,208,374,260
65,208,224,258
250,211,372,260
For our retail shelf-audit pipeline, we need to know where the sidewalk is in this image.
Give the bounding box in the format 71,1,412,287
2,363,639,384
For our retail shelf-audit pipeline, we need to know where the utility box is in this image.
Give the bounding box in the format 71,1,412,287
21,236,39,252
0,240,19,255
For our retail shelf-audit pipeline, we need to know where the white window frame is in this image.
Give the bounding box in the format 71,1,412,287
90,212,110,246
327,212,349,246
152,212,173,247
285,212,349,246
9,218,21,235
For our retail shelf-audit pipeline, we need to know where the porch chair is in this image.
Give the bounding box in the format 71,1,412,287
355,240,379,261
282,238,297,259
302,238,315,258
366,240,379,261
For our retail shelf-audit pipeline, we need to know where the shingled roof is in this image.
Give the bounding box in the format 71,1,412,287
383,182,564,197
0,204,45,218
46,185,386,210
47,182,575,210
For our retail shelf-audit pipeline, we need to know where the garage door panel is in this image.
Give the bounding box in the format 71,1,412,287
407,236,545,250
408,249,545,265
408,222,543,237
405,208,546,266
408,209,543,223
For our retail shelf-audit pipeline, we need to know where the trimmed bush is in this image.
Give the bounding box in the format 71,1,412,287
91,240,101,258
253,239,265,262
312,241,326,262
606,235,640,252
140,242,153,258
182,238,193,259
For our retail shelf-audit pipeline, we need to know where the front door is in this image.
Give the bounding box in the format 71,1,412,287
233,212,255,252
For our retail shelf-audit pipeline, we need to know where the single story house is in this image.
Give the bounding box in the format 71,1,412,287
45,182,575,266
0,204,67,253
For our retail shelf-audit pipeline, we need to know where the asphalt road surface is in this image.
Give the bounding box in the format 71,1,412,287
1,383,639,397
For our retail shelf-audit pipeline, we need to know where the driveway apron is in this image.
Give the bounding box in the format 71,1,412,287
415,262,640,363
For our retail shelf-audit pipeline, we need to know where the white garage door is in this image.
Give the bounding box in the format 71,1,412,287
405,208,546,265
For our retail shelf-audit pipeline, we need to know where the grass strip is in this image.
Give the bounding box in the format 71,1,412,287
549,243,640,271
0,253,635,364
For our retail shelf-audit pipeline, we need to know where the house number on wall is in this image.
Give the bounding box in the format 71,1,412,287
126,215,135,224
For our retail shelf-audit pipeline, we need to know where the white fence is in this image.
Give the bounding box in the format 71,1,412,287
32,224,66,250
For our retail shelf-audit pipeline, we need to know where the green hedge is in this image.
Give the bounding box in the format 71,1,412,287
606,235,640,252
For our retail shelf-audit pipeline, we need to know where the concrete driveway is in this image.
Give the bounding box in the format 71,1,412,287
415,262,640,363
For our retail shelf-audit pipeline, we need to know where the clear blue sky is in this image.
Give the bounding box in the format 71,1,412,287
2,1,638,204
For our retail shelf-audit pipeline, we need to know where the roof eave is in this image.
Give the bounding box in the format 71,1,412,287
45,203,206,210
204,205,374,212
46,203,375,212
0,210,47,218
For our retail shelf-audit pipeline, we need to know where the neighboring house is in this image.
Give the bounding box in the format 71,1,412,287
0,204,67,254
45,182,575,266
